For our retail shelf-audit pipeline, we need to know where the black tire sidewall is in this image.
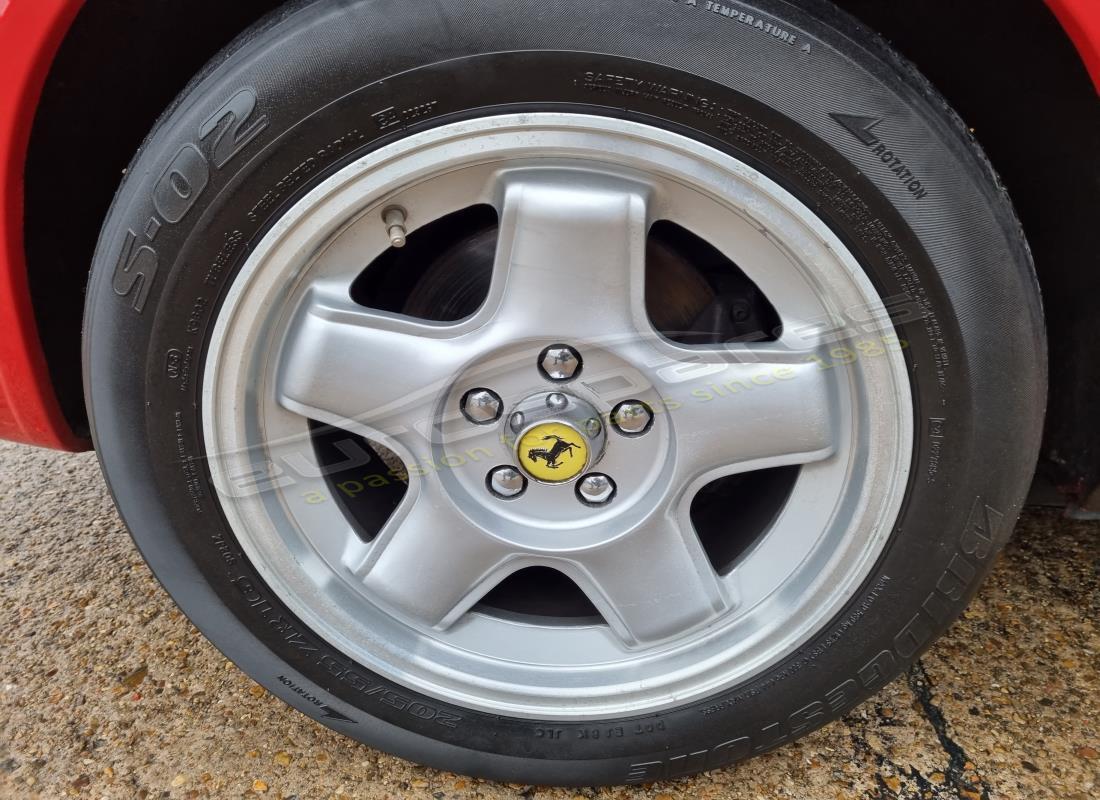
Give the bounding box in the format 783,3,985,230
84,0,1044,785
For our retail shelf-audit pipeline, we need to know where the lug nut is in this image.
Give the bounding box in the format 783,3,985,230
382,206,408,248
611,400,653,437
576,473,616,505
487,466,527,499
461,388,502,424
538,344,582,382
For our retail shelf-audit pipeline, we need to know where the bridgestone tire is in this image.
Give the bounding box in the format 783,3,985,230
84,0,1045,785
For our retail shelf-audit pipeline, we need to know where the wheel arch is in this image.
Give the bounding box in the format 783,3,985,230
17,0,1100,504
19,0,287,445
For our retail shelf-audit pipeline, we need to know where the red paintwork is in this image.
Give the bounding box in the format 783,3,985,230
1047,0,1100,92
0,0,86,450
0,0,1096,452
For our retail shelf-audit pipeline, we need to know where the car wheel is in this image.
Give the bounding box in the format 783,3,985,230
84,0,1045,785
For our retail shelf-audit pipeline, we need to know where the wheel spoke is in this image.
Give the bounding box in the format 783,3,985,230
566,514,730,646
662,347,838,484
488,171,650,341
276,281,480,436
349,476,514,629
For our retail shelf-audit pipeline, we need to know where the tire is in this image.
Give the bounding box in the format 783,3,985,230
83,0,1044,785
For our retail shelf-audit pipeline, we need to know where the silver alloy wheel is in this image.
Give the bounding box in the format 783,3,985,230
202,114,912,719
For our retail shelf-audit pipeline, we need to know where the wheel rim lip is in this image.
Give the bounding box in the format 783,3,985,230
201,113,913,719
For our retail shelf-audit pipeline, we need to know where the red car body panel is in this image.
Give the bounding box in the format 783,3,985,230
0,0,1097,452
1049,0,1100,92
0,0,85,450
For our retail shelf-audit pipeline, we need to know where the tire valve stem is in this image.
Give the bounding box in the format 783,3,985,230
382,206,407,248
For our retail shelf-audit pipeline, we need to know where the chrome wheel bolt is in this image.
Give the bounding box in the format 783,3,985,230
611,400,653,436
584,417,602,438
461,388,502,424
545,392,569,411
576,473,616,505
487,466,527,499
539,344,581,381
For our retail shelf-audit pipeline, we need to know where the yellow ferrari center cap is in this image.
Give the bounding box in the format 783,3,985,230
516,422,588,483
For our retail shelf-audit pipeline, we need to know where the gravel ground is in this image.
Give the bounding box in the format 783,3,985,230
0,440,1097,799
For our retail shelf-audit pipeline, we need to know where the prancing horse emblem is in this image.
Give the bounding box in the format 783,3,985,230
525,434,579,470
